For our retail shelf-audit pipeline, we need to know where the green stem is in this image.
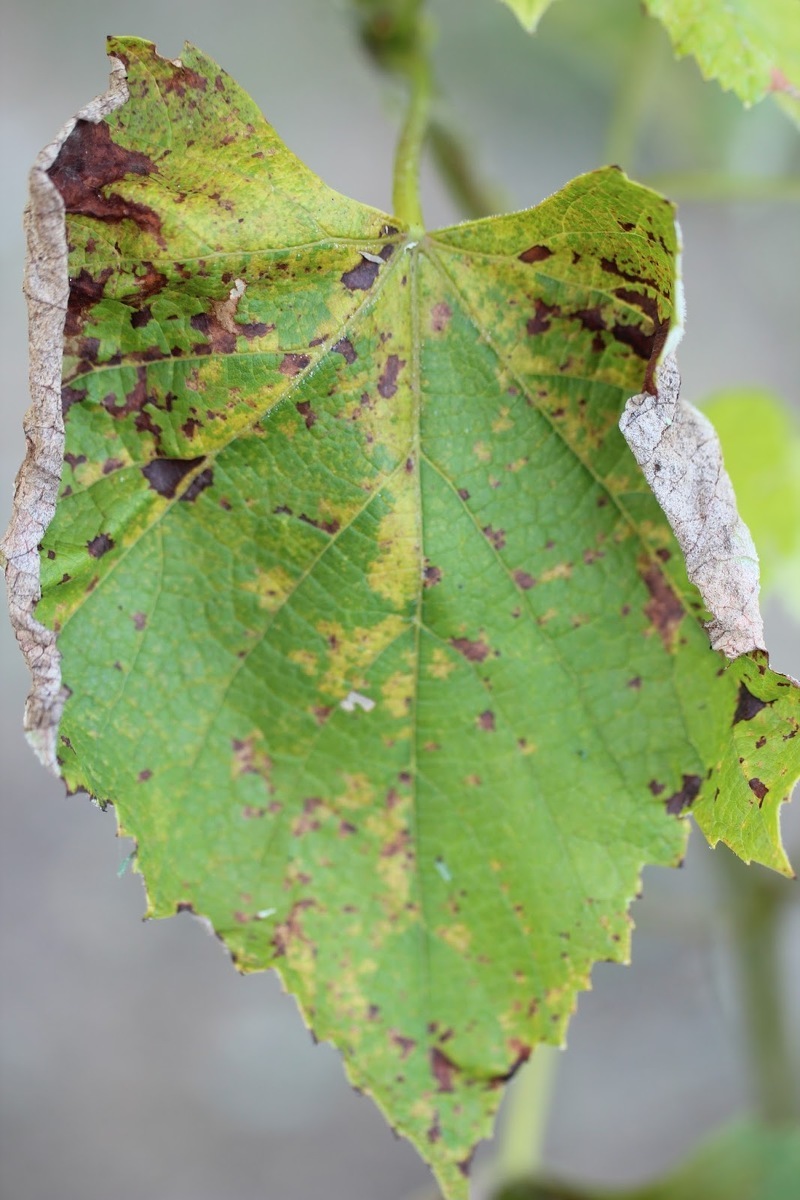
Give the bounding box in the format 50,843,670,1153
392,47,433,229
604,13,662,168
493,1047,560,1189
427,117,504,221
716,850,798,1125
643,172,800,203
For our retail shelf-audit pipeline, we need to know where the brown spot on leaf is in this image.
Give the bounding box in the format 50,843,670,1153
280,353,311,377
733,683,769,724
87,532,114,558
457,488,470,501
513,569,536,590
423,565,442,587
190,311,235,355
48,120,162,240
132,612,147,631
340,256,385,290
572,306,607,334
450,636,490,663
430,301,452,331
427,1117,441,1144
482,525,506,551
299,513,340,535
627,676,642,689
332,337,357,363
527,297,560,335
477,710,496,731
103,366,150,419
601,256,651,286
641,563,684,650
748,778,768,803
612,320,654,362
272,899,315,957
430,1047,457,1093
142,456,205,499
180,467,214,502
61,385,86,415
665,774,702,815
390,1031,416,1059
292,797,324,837
296,400,317,428
64,268,114,336
137,769,152,782
518,244,553,263
162,65,208,95
613,287,659,324
648,779,665,796
378,354,405,399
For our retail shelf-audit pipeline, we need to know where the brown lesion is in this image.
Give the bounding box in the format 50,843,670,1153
518,244,553,263
141,456,205,499
664,774,702,815
639,562,684,651
450,636,490,663
733,682,770,724
48,119,163,242
272,898,316,958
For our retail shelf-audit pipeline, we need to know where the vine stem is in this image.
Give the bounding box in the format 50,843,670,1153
643,173,800,203
491,1046,559,1189
715,849,799,1125
427,116,505,221
604,11,662,168
392,44,433,230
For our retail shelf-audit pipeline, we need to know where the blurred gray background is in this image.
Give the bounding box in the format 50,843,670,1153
1,2,799,1198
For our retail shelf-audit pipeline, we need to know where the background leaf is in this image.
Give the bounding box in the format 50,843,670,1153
642,0,800,125
497,0,559,33
8,36,799,1198
500,0,800,125
700,387,800,621
493,1120,800,1199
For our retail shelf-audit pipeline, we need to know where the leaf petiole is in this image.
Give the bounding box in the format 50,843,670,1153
392,37,433,231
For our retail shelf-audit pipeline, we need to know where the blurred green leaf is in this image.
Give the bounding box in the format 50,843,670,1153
643,2,800,125
494,1120,800,1199
499,0,800,126
497,0,559,33
702,388,800,619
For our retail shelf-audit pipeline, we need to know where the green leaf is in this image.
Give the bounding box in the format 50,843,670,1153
495,1120,800,1199
6,38,800,1199
497,0,559,33
701,388,800,620
499,0,800,125
643,0,800,121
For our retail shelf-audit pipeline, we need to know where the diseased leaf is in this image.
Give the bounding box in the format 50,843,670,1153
643,0,800,122
4,38,799,1199
497,0,559,32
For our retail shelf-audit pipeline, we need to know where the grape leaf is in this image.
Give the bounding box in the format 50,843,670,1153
644,0,800,122
4,38,799,1199
498,0,800,124
497,0,559,33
